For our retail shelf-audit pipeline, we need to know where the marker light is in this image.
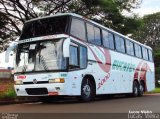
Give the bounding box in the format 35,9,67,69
15,80,23,85
48,78,65,83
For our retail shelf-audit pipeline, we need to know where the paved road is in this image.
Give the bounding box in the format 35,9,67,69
1,94,160,119
0,94,160,113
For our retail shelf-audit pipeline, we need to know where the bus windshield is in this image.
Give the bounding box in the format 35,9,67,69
20,16,69,40
15,39,66,73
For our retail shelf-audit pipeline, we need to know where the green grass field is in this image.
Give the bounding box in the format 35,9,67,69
149,87,160,93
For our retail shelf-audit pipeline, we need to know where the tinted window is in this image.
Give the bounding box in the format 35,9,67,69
126,40,134,56
142,47,149,60
87,23,101,45
115,35,125,53
70,18,86,41
87,23,94,43
102,30,114,49
148,50,153,62
80,46,87,68
94,27,101,45
20,16,69,40
70,45,78,67
134,44,142,58
69,43,87,69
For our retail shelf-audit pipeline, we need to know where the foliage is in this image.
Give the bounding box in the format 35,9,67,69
0,0,141,52
154,50,160,87
132,12,160,50
154,50,160,57
0,12,11,51
0,80,16,99
148,88,160,93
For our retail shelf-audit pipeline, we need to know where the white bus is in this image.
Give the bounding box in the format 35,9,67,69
14,13,155,102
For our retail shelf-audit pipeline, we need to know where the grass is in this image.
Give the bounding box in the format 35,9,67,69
148,87,160,93
3,86,16,98
0,79,16,99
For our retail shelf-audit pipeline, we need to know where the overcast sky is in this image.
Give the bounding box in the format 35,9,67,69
132,0,160,16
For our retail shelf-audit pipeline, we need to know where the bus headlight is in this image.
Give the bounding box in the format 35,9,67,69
49,78,65,83
15,80,23,85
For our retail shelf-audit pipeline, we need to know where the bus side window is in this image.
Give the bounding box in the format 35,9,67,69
115,35,125,53
69,43,79,68
94,27,101,45
134,44,142,58
108,33,114,50
102,30,114,50
70,18,86,41
80,46,87,68
69,42,87,69
148,50,153,62
126,40,134,56
87,23,94,44
86,23,101,45
142,47,149,60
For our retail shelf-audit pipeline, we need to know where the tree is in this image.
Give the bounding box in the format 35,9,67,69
0,12,13,51
0,0,141,52
132,12,160,50
132,12,160,87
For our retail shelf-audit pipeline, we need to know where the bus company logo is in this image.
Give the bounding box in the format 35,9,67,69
97,73,110,90
33,79,37,84
112,60,136,72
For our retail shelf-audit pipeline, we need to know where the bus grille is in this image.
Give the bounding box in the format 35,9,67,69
23,81,48,84
25,88,48,95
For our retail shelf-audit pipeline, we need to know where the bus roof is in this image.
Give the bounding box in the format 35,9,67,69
26,13,152,50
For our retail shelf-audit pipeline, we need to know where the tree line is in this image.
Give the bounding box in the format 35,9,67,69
0,0,142,50
0,0,160,86
0,0,159,52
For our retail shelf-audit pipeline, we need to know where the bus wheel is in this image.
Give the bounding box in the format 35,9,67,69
132,81,139,97
80,78,95,102
138,81,144,96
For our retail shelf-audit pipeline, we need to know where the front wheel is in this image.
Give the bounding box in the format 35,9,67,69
80,78,95,102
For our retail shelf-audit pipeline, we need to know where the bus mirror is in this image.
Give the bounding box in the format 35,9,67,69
5,44,17,63
5,50,10,63
63,38,70,57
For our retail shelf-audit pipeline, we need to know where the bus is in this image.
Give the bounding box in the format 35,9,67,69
13,13,155,102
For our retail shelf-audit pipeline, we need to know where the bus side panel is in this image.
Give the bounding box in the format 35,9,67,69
146,62,155,91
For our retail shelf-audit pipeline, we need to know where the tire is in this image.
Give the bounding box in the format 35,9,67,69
132,81,139,97
80,78,95,102
138,81,144,96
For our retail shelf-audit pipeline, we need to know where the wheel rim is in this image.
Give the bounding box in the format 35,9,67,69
134,85,138,96
139,84,144,94
82,84,91,98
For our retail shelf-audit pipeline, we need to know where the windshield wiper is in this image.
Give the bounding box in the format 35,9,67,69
21,65,27,74
40,55,49,71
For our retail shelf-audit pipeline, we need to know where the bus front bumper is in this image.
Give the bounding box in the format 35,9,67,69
14,84,67,96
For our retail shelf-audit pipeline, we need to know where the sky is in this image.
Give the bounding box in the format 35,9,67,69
132,0,160,17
